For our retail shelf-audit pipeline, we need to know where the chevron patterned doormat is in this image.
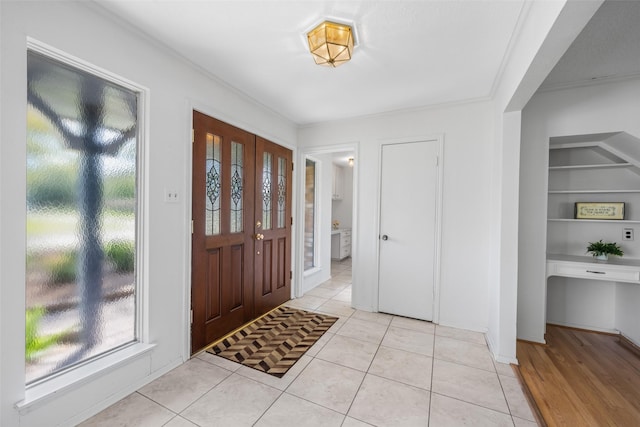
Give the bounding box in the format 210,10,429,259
206,306,338,377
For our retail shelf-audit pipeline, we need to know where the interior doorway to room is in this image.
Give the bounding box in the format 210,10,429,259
297,148,356,310
191,111,293,354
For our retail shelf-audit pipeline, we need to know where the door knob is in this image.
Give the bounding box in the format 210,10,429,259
381,235,388,241
255,233,264,240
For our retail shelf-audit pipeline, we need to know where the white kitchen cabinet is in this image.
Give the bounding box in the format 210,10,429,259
331,229,351,260
332,164,343,200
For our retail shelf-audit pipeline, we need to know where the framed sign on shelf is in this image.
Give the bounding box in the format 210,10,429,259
575,202,625,220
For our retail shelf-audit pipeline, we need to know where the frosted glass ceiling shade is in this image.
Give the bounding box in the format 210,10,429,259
307,21,354,68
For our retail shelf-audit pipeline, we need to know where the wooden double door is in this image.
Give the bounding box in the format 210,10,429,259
191,111,292,354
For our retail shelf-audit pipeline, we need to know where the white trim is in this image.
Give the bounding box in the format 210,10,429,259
376,135,444,323
24,37,152,393
17,343,155,411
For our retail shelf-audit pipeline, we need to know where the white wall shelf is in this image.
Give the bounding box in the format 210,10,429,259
548,218,640,224
548,163,631,171
548,189,640,194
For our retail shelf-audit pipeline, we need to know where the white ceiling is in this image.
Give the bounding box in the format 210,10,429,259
95,1,640,126
540,0,640,91
96,0,526,125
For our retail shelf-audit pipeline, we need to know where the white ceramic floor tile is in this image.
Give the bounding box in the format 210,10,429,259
390,316,436,334
436,324,486,345
429,393,514,427
306,286,343,299
348,374,430,427
513,416,540,426
163,415,199,427
500,375,536,421
434,335,495,372
235,354,312,391
181,374,281,427
79,393,174,427
332,272,352,283
342,417,375,427
332,288,352,302
137,358,231,413
305,330,335,356
432,359,509,414
318,280,350,291
352,310,393,326
285,294,328,310
286,358,365,414
495,362,516,378
369,346,432,390
254,392,344,427
196,350,242,372
316,334,379,371
336,317,388,345
381,326,434,356
317,299,356,317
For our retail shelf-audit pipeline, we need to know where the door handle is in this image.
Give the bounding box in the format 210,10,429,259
255,233,264,240
381,235,388,241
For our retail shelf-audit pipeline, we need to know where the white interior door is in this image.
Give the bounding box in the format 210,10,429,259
378,140,439,321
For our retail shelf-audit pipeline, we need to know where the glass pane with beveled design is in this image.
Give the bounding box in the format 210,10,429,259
277,157,287,229
230,141,244,233
26,51,137,384
304,159,316,270
262,152,273,230
206,133,222,235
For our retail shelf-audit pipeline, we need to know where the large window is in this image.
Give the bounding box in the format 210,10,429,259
26,50,139,384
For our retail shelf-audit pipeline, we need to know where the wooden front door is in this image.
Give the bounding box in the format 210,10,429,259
191,111,292,354
254,137,293,315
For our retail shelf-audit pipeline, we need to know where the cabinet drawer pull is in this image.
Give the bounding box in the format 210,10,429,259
586,270,606,274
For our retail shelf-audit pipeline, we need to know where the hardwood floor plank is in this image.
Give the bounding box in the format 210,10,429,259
517,325,640,426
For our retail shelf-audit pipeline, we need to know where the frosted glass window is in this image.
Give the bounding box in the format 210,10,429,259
26,51,138,384
262,152,273,230
277,157,287,229
304,159,316,270
206,133,222,235
230,141,244,233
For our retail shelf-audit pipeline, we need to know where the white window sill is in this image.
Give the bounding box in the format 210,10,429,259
17,342,155,411
303,267,322,277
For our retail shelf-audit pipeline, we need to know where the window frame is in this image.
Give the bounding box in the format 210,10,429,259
22,38,150,402
303,155,321,276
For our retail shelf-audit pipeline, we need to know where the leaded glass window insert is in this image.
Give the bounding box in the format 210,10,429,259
277,157,287,229
230,141,244,233
26,50,139,384
206,133,222,235
262,152,273,230
304,159,316,270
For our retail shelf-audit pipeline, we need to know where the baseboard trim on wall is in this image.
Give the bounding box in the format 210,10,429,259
619,334,640,359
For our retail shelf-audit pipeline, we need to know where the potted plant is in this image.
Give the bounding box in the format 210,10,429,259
586,239,624,261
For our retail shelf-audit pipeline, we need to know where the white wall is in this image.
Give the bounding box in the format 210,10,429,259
486,0,601,363
0,2,297,426
299,101,494,331
519,78,640,343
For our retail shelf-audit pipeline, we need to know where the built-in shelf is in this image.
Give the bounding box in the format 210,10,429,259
548,190,640,194
549,163,631,171
548,218,640,224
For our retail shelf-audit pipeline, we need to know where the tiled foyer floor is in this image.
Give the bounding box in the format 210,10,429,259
82,259,538,426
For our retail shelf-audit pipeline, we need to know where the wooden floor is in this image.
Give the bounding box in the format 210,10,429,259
517,325,640,426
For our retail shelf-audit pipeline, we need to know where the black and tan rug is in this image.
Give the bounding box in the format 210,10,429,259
206,306,338,377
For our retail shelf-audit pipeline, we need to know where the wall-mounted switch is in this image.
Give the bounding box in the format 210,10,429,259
623,228,634,241
164,189,179,203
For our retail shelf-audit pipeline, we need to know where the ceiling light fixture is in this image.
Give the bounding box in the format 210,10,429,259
307,21,354,68
348,157,354,167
